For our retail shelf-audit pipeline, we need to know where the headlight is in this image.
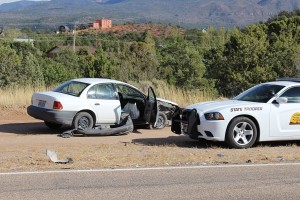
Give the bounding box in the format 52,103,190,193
204,112,224,120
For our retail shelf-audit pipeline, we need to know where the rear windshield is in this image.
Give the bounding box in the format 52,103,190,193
53,81,90,97
234,84,285,103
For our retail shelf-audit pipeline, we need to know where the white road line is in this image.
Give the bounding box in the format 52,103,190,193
1,162,300,175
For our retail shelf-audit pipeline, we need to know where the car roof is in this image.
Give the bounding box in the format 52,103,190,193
263,81,300,87
71,78,124,84
70,78,142,91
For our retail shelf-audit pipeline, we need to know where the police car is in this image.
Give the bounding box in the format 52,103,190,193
172,78,300,148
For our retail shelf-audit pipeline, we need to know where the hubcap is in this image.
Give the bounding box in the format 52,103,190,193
233,122,254,145
78,116,90,129
155,115,165,129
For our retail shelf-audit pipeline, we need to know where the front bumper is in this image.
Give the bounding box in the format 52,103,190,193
181,109,227,141
27,105,76,126
182,121,226,141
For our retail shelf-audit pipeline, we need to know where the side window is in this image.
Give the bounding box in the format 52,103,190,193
87,84,117,100
280,87,300,103
116,84,144,100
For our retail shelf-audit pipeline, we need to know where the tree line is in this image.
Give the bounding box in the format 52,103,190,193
1,10,300,97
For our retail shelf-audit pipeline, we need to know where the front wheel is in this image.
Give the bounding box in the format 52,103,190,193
154,112,168,129
73,112,94,130
225,117,257,149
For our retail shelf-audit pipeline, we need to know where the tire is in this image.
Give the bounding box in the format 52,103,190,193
154,112,168,129
72,112,94,130
225,117,257,149
44,121,62,129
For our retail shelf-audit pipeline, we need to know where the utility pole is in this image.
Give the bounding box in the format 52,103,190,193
95,31,98,48
73,22,77,53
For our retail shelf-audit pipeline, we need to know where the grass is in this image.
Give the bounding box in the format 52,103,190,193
129,79,218,107
0,85,51,107
1,140,300,171
0,81,218,107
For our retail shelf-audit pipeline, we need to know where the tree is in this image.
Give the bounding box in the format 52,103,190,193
0,43,44,87
158,33,212,90
93,48,115,78
205,24,276,96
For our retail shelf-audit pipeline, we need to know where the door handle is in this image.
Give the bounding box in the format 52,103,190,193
95,103,100,105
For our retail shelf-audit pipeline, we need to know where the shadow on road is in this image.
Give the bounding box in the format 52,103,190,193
133,136,300,149
0,122,149,136
256,141,300,147
0,122,65,135
132,136,227,149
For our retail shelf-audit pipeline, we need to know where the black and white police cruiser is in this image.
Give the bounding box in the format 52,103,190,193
172,78,300,148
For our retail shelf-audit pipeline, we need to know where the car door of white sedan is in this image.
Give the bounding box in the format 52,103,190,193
86,83,121,124
270,86,300,137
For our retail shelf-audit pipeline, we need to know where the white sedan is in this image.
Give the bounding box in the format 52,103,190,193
28,78,161,130
172,79,300,148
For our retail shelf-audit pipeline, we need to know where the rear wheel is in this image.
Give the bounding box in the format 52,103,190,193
226,117,257,149
44,121,62,129
73,112,94,130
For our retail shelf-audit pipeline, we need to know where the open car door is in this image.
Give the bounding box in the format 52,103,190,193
171,106,181,135
144,87,158,126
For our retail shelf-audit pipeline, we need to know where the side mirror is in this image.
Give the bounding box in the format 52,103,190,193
276,97,288,104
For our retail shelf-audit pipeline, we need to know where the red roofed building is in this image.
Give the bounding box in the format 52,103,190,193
93,19,112,29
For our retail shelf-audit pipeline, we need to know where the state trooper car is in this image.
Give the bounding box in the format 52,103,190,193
172,78,300,148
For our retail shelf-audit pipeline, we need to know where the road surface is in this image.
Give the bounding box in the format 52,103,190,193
1,163,300,199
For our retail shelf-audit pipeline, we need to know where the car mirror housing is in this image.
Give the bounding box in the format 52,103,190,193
276,97,288,104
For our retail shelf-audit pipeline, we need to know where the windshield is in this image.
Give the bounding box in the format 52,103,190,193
234,84,285,103
53,81,90,97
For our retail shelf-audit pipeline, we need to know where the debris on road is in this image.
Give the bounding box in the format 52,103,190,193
46,149,73,164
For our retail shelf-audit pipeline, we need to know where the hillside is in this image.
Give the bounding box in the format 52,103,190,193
0,0,300,28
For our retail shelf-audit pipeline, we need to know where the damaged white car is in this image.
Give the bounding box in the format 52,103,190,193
27,78,177,133
172,79,300,148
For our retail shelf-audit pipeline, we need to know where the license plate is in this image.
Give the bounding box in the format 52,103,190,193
38,100,46,107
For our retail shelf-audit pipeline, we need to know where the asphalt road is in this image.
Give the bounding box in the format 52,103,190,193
1,163,300,200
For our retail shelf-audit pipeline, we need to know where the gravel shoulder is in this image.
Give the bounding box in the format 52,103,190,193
0,107,300,172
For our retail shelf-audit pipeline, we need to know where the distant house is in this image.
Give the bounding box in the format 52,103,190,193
58,25,70,33
92,19,112,29
47,46,97,58
13,38,35,46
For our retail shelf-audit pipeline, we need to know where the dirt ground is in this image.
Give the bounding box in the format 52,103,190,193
1,107,300,172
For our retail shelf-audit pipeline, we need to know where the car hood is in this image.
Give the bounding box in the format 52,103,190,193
157,98,178,106
186,100,263,114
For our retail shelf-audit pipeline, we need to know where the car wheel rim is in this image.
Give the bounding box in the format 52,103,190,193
78,116,90,129
232,122,253,145
156,115,165,128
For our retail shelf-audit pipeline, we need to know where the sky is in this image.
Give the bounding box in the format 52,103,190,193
0,0,48,5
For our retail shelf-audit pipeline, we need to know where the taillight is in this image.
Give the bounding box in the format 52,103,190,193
53,101,63,110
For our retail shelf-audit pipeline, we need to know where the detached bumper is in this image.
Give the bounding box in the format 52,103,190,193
27,105,76,126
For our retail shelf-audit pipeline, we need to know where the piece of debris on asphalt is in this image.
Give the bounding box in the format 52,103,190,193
217,153,225,157
46,149,73,164
275,156,285,162
261,156,268,160
59,129,75,138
